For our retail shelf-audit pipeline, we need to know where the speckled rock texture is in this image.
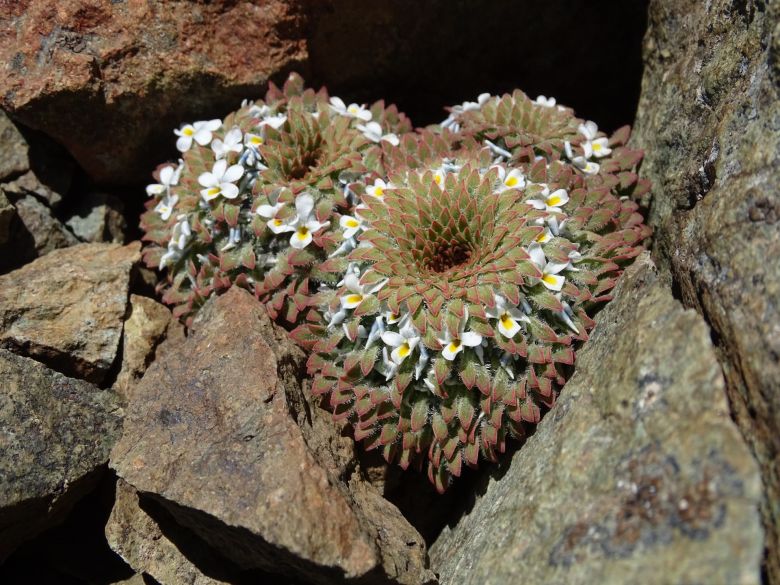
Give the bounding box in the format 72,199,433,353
0,349,123,561
64,192,127,244
0,242,140,383
111,287,435,585
0,110,28,181
429,254,763,585
631,0,780,578
106,479,230,585
0,0,648,185
113,295,173,401
8,193,78,254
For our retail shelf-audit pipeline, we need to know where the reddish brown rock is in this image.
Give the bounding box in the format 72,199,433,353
0,242,140,383
110,287,434,585
0,0,308,184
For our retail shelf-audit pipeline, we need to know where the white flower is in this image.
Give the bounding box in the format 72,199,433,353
534,227,553,244
211,127,243,159
437,309,483,361
381,322,421,365
256,201,291,234
260,114,287,130
289,193,329,249
454,93,491,114
574,157,601,174
589,137,612,158
527,187,569,212
528,244,568,291
384,310,406,325
198,159,245,201
366,178,394,199
495,166,526,191
248,104,270,118
328,96,372,121
339,214,364,239
340,271,386,309
578,121,599,141
154,194,179,221
432,168,447,188
485,295,530,338
245,133,264,148
535,95,557,108
174,119,221,152
146,164,181,196
357,121,399,146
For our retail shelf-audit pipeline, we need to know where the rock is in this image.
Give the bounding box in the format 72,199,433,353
0,0,308,184
106,479,230,585
1,1,647,184
111,287,434,585
0,349,123,561
0,242,140,383
2,169,65,210
8,193,78,255
0,190,14,244
114,295,173,401
631,0,780,577
429,254,763,585
65,192,127,244
0,110,28,181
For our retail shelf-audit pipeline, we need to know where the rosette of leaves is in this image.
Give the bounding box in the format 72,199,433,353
295,144,650,492
442,90,652,201
141,74,411,325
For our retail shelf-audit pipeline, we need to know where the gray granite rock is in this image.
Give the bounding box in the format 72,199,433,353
0,242,140,383
429,255,763,585
0,190,14,245
111,287,435,585
0,350,123,561
632,0,780,577
11,193,78,255
65,192,127,244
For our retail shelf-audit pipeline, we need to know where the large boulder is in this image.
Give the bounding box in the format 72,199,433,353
111,287,435,585
0,242,140,383
0,350,123,561
429,255,763,584
631,0,780,577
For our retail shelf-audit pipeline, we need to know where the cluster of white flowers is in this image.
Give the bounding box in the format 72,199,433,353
322,149,584,393
146,91,404,271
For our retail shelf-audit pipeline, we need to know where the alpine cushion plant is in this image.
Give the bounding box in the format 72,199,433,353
140,73,410,325
141,77,651,492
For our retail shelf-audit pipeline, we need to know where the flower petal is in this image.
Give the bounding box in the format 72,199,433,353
295,193,315,219
461,331,483,347
220,182,239,199
442,342,463,361
341,293,364,309
381,331,404,347
290,227,313,249
498,315,521,338
542,273,565,291
222,164,244,183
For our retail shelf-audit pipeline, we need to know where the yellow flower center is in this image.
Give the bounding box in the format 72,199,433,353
500,313,514,329
542,274,559,286
434,174,442,185
273,219,283,226
345,218,359,228
547,195,562,207
505,176,518,187
183,127,194,136
297,227,309,239
447,341,461,353
593,142,602,152
535,231,548,242
206,187,220,197
250,136,263,145
398,343,411,358
374,186,384,197
345,294,363,305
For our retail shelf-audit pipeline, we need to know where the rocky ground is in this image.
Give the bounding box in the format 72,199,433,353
0,1,777,584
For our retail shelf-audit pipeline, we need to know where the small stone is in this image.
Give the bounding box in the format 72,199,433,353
106,479,230,585
0,111,29,181
65,192,127,243
0,242,140,383
10,193,78,255
429,255,763,585
111,287,434,585
0,190,14,245
114,295,172,401
0,350,123,561
3,169,64,209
